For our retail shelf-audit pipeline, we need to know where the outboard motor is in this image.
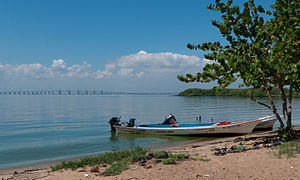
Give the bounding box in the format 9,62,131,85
162,114,177,125
128,118,136,127
109,117,120,132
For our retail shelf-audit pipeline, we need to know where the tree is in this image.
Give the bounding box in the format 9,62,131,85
177,0,299,130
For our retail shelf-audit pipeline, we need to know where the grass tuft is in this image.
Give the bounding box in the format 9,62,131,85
51,147,148,172
51,147,208,176
104,160,130,176
162,157,177,165
273,140,300,158
198,157,211,161
152,151,168,158
161,152,190,165
169,153,189,160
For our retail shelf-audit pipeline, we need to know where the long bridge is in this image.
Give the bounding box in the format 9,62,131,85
0,90,173,95
0,90,124,95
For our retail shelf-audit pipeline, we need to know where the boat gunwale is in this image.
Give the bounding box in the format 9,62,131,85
115,117,266,131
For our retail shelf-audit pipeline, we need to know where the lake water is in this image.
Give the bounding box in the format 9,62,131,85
0,95,299,169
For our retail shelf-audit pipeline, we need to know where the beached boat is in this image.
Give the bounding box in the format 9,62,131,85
109,115,267,136
254,115,279,130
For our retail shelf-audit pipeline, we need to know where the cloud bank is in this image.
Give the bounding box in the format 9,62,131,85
0,59,110,80
117,51,205,72
0,51,209,80
110,50,209,78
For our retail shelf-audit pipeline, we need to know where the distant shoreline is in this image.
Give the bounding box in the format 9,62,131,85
178,88,300,98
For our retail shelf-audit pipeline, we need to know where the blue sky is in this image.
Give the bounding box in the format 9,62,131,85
0,0,273,92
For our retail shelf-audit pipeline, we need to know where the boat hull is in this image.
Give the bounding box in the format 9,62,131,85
254,116,278,130
116,119,262,136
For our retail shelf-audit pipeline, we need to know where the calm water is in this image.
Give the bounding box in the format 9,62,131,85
0,95,299,169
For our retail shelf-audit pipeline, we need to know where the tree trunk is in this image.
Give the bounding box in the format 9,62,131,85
264,79,285,129
275,74,288,125
287,84,293,129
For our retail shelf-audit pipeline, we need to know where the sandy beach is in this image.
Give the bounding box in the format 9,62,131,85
1,130,300,180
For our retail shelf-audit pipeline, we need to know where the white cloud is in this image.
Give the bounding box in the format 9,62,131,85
94,69,112,79
2,63,53,79
51,59,67,70
0,51,210,81
117,50,206,72
118,68,134,77
104,64,116,71
0,59,112,80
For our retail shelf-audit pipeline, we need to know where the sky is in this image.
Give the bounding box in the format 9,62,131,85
0,0,274,93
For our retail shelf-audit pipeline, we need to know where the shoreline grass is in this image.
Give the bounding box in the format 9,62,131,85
51,147,202,176
51,147,148,175
273,140,300,158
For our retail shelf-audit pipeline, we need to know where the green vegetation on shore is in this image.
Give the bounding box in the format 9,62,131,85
178,88,300,98
51,147,148,175
273,141,300,158
51,147,201,176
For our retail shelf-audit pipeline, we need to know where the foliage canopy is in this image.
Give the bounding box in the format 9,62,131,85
178,0,299,129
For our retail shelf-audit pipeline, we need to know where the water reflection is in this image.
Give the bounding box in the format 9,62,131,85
110,131,119,142
109,131,217,149
116,133,191,141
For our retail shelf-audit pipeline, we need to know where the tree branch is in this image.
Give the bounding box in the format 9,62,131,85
250,88,272,109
